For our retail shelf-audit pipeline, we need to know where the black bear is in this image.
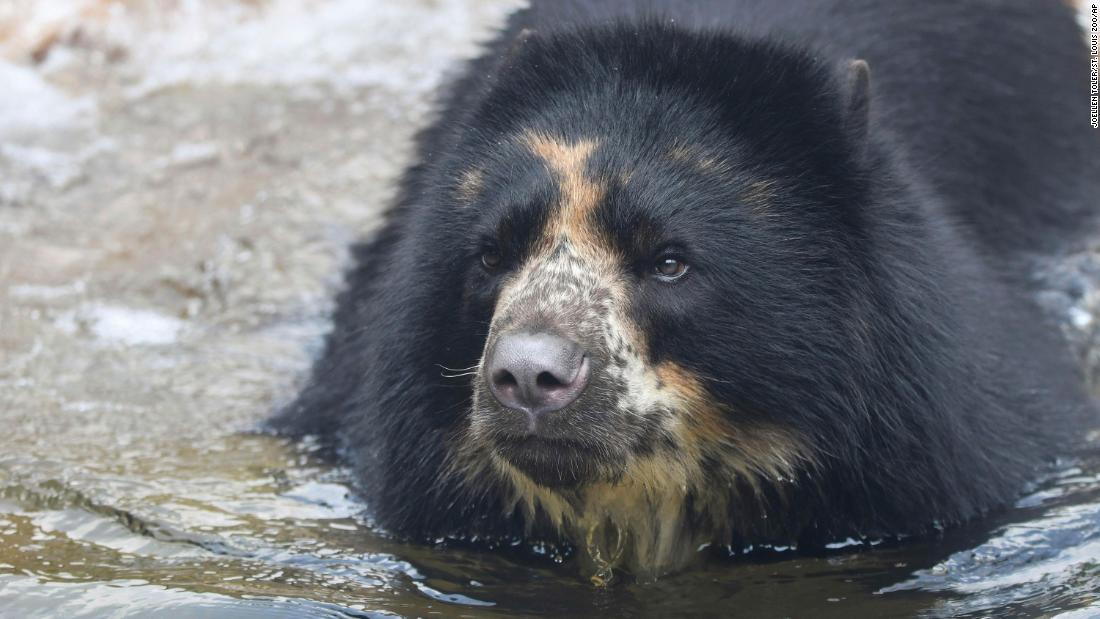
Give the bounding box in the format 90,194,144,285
272,0,1100,578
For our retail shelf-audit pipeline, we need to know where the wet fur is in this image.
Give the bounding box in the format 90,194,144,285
270,0,1100,577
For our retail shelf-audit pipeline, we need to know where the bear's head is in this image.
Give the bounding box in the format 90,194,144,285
465,130,819,492
430,24,876,568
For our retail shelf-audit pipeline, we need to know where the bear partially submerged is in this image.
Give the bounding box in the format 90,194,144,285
273,0,1100,577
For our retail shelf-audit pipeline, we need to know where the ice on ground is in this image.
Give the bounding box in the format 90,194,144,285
8,280,87,301
1,0,522,97
0,62,94,140
56,303,186,346
154,142,221,170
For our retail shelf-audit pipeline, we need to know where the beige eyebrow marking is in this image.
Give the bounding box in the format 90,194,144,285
520,130,608,256
454,167,485,206
740,179,781,213
667,141,731,176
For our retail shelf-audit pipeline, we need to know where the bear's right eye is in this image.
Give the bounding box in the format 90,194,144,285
481,250,502,271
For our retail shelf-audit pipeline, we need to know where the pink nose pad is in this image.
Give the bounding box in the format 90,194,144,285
486,331,590,417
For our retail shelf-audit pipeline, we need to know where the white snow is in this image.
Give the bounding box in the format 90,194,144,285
128,0,520,95
0,143,86,189
155,141,221,169
56,303,186,346
3,0,525,97
0,62,94,140
86,304,184,346
8,280,86,300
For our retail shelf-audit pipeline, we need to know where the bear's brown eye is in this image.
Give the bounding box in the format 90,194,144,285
481,250,502,270
654,256,688,280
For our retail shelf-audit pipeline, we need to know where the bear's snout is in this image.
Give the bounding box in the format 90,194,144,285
486,330,590,427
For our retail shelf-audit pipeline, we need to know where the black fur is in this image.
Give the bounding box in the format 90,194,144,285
271,0,1100,558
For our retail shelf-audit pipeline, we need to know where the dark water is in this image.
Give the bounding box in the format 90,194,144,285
1,1,1099,616
1,434,1099,617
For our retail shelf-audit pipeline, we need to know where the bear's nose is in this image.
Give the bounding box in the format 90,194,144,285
486,331,590,418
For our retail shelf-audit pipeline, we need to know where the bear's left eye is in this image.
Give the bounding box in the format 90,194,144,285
654,256,688,281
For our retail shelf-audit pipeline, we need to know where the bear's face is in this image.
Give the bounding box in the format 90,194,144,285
467,132,686,490
451,120,846,507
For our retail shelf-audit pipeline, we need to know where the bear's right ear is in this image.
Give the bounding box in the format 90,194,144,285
846,59,872,148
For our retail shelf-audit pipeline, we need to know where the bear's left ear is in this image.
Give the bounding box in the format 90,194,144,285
846,59,871,148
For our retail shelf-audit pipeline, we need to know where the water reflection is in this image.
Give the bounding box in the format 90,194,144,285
1,432,1098,617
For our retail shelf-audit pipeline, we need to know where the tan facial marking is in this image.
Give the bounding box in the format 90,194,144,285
486,446,705,579
455,167,485,205
520,130,608,256
666,142,693,163
740,179,780,213
656,361,813,481
656,362,728,440
667,141,731,176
